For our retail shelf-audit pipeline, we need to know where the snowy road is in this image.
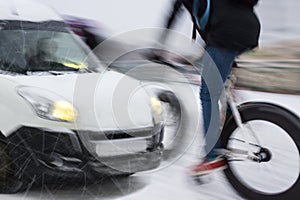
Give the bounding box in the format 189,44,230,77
2,89,299,200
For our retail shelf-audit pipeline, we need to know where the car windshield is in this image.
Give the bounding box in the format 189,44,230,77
0,20,104,75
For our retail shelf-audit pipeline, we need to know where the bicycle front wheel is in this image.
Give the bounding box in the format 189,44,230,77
221,102,300,200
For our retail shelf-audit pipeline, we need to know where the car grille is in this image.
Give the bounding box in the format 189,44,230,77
76,124,163,158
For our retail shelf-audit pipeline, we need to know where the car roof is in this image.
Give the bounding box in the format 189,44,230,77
0,0,63,22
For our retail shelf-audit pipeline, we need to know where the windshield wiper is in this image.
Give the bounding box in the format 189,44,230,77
28,61,79,72
0,61,28,75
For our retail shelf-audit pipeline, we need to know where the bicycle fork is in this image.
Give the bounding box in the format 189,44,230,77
218,90,272,163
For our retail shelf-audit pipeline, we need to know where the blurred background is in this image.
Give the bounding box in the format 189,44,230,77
41,0,300,94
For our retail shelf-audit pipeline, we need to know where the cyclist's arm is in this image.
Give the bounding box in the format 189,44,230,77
160,0,208,42
165,0,183,29
231,0,259,6
158,0,183,44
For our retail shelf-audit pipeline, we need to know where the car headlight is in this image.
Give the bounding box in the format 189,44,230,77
17,86,77,122
150,96,162,116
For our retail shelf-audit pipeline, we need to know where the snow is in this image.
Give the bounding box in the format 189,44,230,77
234,90,300,118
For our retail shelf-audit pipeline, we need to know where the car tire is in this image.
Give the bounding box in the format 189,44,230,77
0,137,26,194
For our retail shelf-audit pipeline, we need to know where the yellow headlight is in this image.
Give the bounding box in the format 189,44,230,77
52,101,76,122
63,62,86,69
150,97,162,115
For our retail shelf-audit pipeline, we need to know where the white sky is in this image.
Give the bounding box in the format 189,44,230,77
40,0,300,44
41,0,172,33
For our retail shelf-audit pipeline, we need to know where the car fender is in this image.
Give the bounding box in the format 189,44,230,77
0,76,38,136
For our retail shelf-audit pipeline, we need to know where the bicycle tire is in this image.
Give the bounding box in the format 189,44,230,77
221,102,300,200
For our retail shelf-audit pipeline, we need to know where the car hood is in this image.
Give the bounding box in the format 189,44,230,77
4,71,153,130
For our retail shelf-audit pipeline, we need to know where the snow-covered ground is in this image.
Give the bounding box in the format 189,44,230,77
2,89,299,200
235,90,300,118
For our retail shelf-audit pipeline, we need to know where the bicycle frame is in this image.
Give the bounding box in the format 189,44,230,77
149,55,272,162
152,55,300,198
219,75,264,162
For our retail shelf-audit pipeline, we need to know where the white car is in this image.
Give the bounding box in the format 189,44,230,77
0,0,179,193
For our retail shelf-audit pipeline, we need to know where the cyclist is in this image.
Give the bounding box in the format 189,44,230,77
157,0,260,176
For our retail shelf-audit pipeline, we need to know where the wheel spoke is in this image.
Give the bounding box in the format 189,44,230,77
222,104,300,199
227,120,299,195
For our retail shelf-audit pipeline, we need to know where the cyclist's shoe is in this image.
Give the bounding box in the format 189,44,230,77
190,156,227,176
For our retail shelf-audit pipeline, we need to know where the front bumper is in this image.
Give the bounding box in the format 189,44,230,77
6,124,163,181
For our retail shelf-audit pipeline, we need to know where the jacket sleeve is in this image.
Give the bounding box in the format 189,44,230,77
232,0,259,7
159,0,209,42
157,0,183,44
164,0,184,29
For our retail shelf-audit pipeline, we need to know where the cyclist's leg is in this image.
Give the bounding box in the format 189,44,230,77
199,46,239,159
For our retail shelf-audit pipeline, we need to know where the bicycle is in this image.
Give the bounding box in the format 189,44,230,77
146,50,300,200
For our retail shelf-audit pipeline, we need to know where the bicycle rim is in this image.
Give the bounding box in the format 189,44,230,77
222,102,300,199
228,120,299,194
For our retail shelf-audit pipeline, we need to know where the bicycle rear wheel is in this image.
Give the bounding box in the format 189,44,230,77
221,102,300,200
